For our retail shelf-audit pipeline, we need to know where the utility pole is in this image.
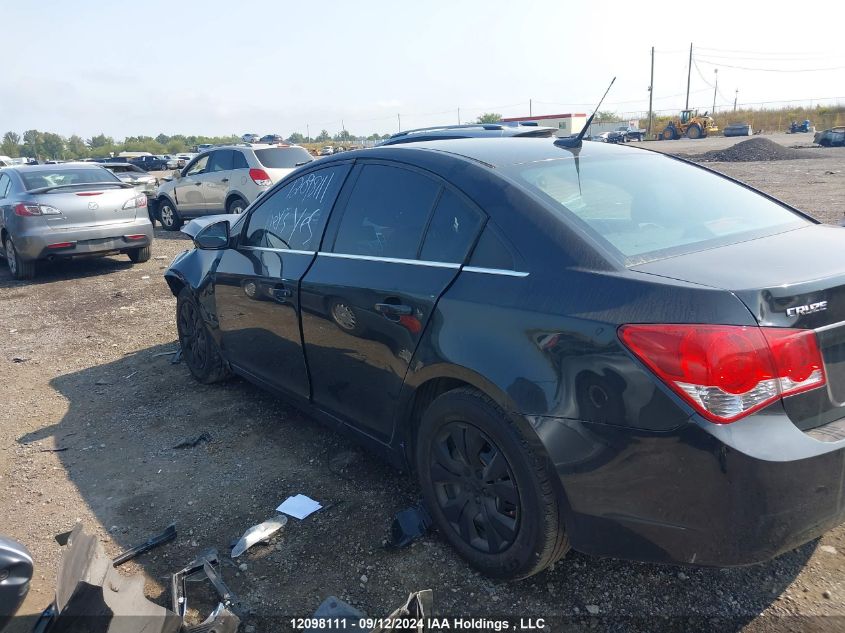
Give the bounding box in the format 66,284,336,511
712,69,718,114
685,42,693,110
458,107,461,125
734,89,738,112
306,124,310,143
397,113,401,132
529,99,533,117
647,46,654,136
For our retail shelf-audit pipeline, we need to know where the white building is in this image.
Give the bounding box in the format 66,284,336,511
500,113,588,137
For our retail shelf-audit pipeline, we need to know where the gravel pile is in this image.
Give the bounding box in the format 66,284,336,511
688,137,814,162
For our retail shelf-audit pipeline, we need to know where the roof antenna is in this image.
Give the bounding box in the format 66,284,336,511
556,77,616,148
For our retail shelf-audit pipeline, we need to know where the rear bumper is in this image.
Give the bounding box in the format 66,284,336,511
533,410,845,566
15,218,153,261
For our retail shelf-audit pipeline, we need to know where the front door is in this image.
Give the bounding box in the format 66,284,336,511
212,163,352,399
174,154,210,213
300,162,484,441
203,150,234,213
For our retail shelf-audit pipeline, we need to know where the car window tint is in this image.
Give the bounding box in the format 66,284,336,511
186,155,209,176
244,164,350,251
232,151,249,170
0,174,10,198
208,150,234,172
420,189,484,263
468,224,517,270
254,147,313,169
333,164,440,259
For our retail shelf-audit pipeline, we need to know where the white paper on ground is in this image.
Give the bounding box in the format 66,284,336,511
276,494,322,519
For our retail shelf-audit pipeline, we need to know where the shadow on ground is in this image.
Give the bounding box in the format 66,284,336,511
16,343,817,631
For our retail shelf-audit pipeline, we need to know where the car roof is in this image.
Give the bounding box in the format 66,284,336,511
323,136,647,169
378,123,557,146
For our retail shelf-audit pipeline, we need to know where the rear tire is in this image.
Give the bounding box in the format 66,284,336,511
661,127,675,140
686,124,702,139
128,245,151,263
415,387,569,579
158,199,183,231
3,235,35,280
176,287,231,384
227,196,248,215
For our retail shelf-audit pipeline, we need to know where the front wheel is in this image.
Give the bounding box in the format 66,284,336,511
415,387,569,579
176,287,232,384
686,124,702,139
3,235,35,280
661,127,675,140
158,199,183,231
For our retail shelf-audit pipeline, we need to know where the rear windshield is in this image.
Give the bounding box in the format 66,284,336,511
105,165,143,173
254,147,313,169
508,152,808,264
21,168,120,190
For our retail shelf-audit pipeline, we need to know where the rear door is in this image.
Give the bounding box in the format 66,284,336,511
300,161,484,441
173,154,209,213
203,150,234,213
213,162,352,399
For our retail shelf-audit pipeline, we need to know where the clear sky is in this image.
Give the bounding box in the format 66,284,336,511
3,0,844,139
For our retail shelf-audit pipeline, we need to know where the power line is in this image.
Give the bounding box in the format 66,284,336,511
696,58,845,72
695,46,840,57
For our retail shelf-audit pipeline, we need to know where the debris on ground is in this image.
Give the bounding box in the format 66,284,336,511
371,590,433,633
306,596,366,632
173,432,212,449
389,503,432,548
683,137,815,163
112,523,177,567
172,548,242,630
12,356,29,363
277,494,322,520
230,515,287,558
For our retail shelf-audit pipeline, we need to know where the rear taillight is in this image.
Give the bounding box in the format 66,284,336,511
14,203,60,216
122,195,148,209
619,324,826,424
249,168,272,186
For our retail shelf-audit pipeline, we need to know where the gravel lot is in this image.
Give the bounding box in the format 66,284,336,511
1,140,844,632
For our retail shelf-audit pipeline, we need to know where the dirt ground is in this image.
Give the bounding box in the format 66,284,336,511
2,141,845,633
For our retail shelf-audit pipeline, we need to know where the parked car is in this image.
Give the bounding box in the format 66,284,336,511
378,123,556,146
159,155,180,170
0,156,13,167
259,134,285,144
100,162,159,226
154,144,313,230
164,137,845,580
318,146,334,156
242,133,261,143
814,126,845,147
611,125,645,142
0,164,152,279
129,155,169,171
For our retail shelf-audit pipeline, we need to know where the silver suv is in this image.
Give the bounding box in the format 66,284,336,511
154,144,313,230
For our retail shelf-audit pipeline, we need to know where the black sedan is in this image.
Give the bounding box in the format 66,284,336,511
165,137,845,579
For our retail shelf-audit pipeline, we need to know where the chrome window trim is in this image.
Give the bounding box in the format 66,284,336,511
319,252,460,269
815,319,845,333
240,246,316,255
463,266,530,277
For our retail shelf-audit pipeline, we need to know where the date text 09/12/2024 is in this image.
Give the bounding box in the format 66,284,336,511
289,617,548,630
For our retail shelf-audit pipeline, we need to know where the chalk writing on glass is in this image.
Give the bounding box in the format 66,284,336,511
286,172,335,204
266,206,322,248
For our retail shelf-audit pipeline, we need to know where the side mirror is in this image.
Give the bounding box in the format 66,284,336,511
0,537,33,631
194,219,230,250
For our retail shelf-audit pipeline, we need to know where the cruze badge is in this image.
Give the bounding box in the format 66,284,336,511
786,301,828,317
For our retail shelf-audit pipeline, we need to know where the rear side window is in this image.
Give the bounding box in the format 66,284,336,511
0,174,11,198
254,147,313,169
332,164,440,259
243,164,350,251
420,189,484,263
208,150,234,172
233,151,249,169
468,224,517,270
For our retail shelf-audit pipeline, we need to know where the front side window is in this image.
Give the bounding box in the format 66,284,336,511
185,155,209,176
207,150,234,172
509,152,808,263
243,164,350,251
332,164,440,259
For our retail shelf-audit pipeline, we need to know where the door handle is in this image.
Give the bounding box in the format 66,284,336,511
375,302,412,316
194,182,202,186
221,178,229,183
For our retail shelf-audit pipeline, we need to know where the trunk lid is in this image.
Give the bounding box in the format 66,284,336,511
30,183,138,229
632,224,845,430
